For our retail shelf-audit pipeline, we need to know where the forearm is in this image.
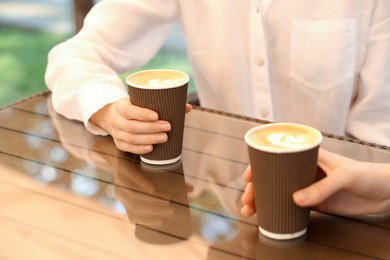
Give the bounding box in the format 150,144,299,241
45,30,131,130
45,0,177,133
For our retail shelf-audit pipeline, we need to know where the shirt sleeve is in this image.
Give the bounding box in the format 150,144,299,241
45,0,178,135
346,0,390,146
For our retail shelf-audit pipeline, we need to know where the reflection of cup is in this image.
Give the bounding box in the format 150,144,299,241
135,161,193,245
245,123,323,240
126,69,189,165
115,159,193,245
255,235,307,260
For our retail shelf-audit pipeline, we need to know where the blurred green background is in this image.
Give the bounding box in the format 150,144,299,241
0,28,66,106
0,1,193,107
0,27,194,107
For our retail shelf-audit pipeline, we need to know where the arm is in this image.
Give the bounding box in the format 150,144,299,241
45,0,178,135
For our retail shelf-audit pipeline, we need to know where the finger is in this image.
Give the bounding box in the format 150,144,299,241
317,149,355,175
293,171,351,208
112,121,175,156
241,182,255,205
119,100,160,121
242,165,252,182
114,141,153,155
115,118,171,135
241,204,256,217
112,99,172,134
114,129,169,146
185,103,192,113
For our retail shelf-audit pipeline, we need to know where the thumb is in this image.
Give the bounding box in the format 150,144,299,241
293,173,347,207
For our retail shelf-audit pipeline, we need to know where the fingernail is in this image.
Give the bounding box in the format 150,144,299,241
295,191,308,203
144,145,153,152
149,113,158,120
157,134,168,142
160,123,171,131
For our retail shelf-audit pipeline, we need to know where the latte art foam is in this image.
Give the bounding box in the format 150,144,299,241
148,78,188,88
246,123,323,153
127,69,189,89
266,133,314,149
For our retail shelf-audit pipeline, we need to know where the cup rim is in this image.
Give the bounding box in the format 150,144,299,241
126,69,190,89
245,123,323,154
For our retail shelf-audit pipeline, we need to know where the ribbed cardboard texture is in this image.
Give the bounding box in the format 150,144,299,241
128,83,188,163
248,145,319,236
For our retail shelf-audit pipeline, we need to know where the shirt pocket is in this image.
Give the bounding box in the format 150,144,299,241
290,18,357,91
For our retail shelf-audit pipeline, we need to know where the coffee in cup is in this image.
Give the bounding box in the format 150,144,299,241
127,70,189,89
247,123,321,152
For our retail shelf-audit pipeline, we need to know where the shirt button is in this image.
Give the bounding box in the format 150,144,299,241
260,109,269,118
256,58,264,66
256,6,260,12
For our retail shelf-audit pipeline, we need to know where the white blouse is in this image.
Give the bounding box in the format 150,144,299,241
45,0,390,145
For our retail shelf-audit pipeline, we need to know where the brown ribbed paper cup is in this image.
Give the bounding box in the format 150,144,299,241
245,123,323,240
126,69,189,165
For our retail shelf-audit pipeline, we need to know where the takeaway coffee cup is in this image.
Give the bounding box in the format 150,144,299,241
245,123,323,240
126,69,189,165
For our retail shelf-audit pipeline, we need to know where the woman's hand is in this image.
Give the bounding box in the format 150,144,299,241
241,149,390,217
293,149,390,215
91,97,192,154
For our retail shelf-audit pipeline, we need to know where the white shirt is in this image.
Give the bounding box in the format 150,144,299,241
45,0,390,146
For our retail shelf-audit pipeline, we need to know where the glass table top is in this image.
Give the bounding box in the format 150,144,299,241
0,92,389,259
